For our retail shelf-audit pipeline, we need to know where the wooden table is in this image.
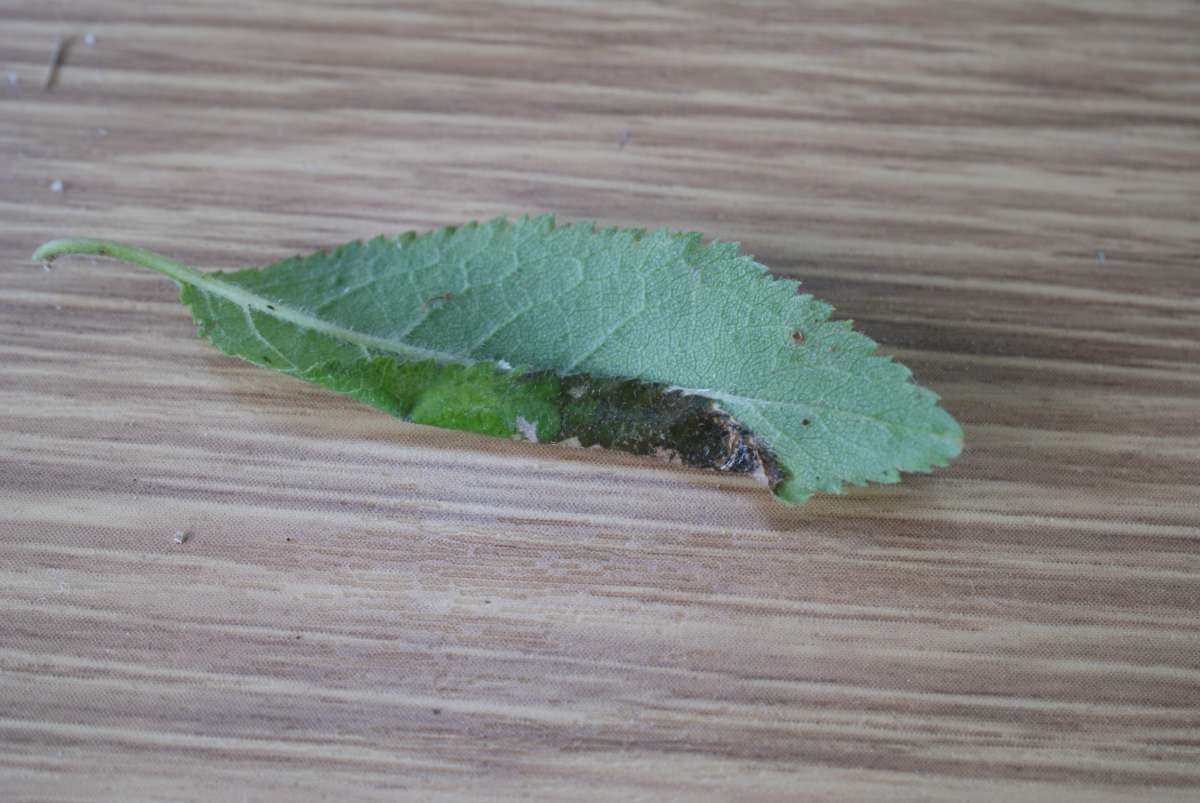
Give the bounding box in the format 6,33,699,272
3,2,1198,799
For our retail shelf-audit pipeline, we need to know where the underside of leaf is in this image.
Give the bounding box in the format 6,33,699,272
33,217,963,504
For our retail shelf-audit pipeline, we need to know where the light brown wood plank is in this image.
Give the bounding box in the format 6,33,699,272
1,1,1198,799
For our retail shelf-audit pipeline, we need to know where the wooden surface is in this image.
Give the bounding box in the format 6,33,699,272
2,1,1199,799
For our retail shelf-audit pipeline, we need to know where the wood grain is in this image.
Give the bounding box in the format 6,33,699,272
2,1,1199,799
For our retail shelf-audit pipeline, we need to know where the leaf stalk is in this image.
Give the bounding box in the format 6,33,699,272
32,238,207,287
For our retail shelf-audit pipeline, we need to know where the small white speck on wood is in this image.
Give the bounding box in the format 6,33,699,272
49,179,64,193
84,32,97,46
173,530,189,544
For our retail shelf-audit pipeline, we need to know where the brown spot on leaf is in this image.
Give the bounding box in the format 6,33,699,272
791,330,805,344
422,291,455,310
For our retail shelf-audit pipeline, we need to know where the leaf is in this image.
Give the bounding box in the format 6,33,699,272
32,216,962,504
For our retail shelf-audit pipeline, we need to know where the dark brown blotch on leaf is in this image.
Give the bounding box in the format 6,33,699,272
554,374,785,490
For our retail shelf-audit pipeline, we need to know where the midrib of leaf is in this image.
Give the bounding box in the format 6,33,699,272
32,238,473,367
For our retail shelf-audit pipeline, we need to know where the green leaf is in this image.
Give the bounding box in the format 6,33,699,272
32,216,962,504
